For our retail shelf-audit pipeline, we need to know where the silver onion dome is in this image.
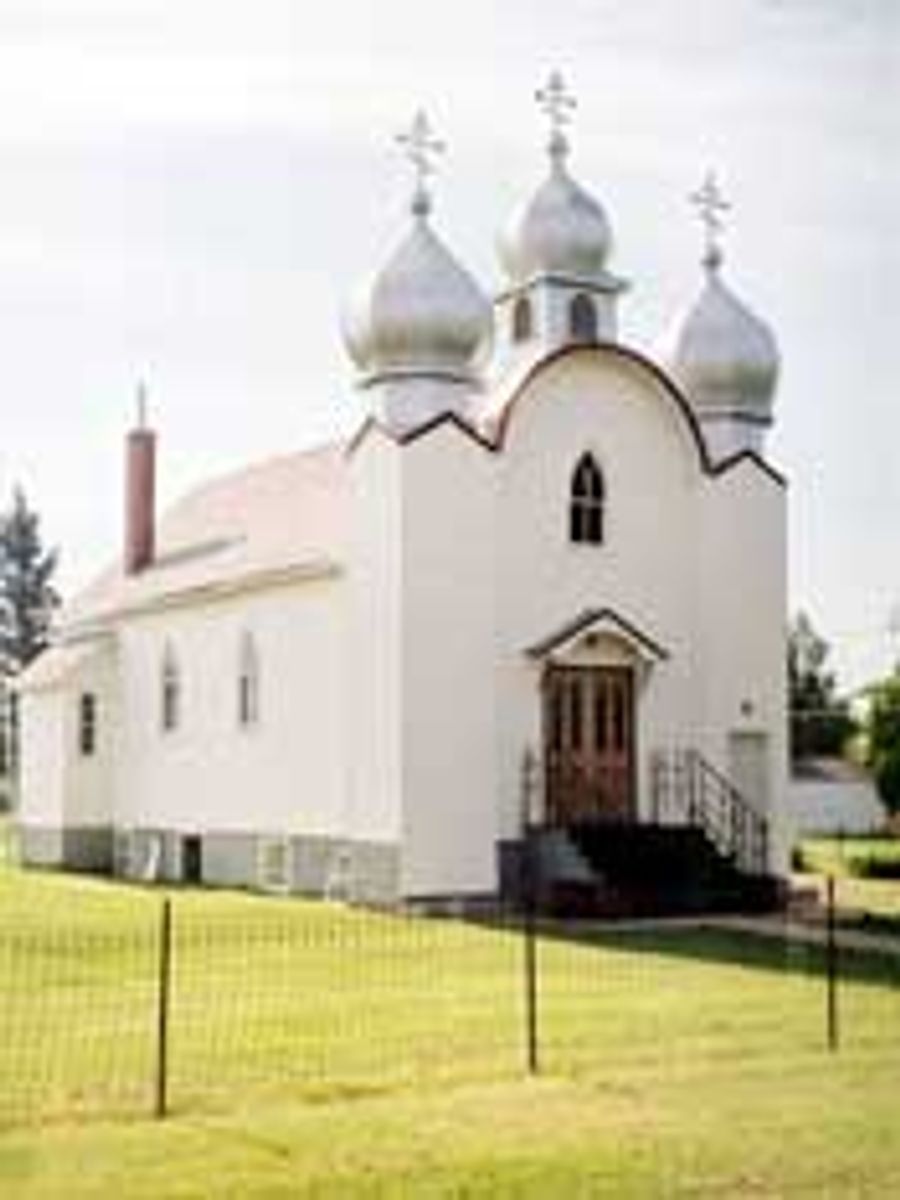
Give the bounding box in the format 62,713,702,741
499,163,613,285
499,72,613,285
662,268,779,420
343,217,492,380
660,174,779,421
342,111,492,382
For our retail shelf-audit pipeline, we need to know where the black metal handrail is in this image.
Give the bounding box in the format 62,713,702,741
650,748,769,875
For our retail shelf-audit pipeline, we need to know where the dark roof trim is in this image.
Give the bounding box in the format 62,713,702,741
525,606,670,662
344,409,495,458
344,343,786,489
710,447,786,488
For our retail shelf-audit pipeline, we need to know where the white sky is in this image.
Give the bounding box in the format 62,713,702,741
0,0,896,687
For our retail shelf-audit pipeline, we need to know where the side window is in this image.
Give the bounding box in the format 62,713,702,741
238,632,260,728
512,295,533,343
79,692,97,757
569,453,605,545
161,644,181,733
569,293,598,343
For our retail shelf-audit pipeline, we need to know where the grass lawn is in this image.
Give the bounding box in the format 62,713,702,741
797,833,900,937
1,846,899,1195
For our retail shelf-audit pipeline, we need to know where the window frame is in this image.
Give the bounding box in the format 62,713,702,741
569,452,606,546
237,632,260,730
79,691,97,757
161,645,181,734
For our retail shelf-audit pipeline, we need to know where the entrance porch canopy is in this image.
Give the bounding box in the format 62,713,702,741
525,606,669,666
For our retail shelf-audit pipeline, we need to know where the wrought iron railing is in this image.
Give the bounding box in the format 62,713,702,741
650,748,769,875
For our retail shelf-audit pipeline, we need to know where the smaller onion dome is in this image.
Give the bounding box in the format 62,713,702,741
343,216,492,381
342,111,492,383
659,174,779,421
662,268,779,419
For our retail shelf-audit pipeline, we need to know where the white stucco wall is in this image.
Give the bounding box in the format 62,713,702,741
345,432,404,843
18,640,117,832
397,423,497,896
113,579,345,837
18,689,67,828
65,646,117,827
696,461,788,872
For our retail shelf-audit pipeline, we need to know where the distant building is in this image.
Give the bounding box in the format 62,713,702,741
788,758,885,840
15,78,788,905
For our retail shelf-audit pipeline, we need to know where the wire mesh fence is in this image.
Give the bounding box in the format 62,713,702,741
0,861,898,1128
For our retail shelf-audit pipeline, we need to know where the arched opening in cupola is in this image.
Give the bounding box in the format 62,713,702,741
569,293,598,343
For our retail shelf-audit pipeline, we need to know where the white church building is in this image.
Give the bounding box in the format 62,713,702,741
16,77,789,909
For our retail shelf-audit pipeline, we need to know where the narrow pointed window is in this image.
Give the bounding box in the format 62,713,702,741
569,293,598,343
569,453,605,545
512,295,533,343
238,632,260,729
161,644,181,733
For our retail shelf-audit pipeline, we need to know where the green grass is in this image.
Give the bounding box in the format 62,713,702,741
797,834,900,936
798,833,900,879
1,847,899,1196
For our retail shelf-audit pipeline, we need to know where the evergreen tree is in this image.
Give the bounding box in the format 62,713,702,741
866,668,900,814
0,486,60,673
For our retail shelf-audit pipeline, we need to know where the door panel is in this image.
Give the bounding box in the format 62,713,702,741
544,666,635,824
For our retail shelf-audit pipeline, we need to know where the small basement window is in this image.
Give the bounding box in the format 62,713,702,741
257,836,292,894
79,692,97,757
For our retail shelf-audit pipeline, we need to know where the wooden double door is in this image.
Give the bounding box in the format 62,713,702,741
543,665,636,825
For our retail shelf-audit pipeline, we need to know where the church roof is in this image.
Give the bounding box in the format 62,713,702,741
63,442,346,630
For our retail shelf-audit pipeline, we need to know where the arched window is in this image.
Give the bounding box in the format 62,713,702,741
161,644,181,733
569,453,605,544
512,295,533,343
238,632,260,728
569,293,598,343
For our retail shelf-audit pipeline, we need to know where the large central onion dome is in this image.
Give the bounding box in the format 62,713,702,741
343,212,492,381
660,245,779,421
498,73,614,288
499,161,613,284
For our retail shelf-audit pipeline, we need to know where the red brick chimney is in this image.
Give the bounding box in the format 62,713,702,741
125,382,156,574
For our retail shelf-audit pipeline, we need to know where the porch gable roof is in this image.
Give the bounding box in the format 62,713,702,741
524,606,670,663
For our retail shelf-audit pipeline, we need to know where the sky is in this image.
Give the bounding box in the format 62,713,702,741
0,0,896,688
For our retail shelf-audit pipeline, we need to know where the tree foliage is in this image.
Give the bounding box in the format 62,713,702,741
788,611,855,762
866,668,900,814
0,486,60,673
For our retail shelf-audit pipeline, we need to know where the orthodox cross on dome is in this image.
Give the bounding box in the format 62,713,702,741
690,171,730,272
536,70,576,164
396,109,445,219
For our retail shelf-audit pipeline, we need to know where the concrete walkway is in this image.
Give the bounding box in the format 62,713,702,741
701,914,900,959
555,912,900,959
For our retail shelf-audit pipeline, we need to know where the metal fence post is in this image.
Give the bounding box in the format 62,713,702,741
155,896,173,1117
521,747,540,1075
524,820,540,1075
826,875,839,1052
